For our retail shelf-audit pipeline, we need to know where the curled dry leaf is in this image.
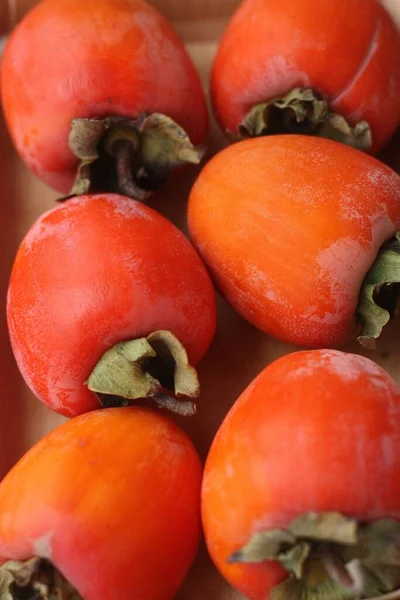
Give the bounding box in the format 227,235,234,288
0,558,81,600
358,232,400,348
230,512,400,600
86,330,200,415
239,88,372,152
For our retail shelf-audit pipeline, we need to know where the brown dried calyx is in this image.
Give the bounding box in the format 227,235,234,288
0,557,81,600
86,330,199,416
238,88,372,151
67,113,205,201
229,512,400,600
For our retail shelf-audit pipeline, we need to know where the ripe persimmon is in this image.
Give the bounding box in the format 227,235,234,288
202,349,400,600
1,0,208,200
211,0,400,154
0,407,202,600
188,135,400,349
7,194,216,417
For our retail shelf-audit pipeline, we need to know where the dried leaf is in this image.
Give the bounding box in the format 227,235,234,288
231,514,400,600
86,338,160,400
239,88,328,138
86,330,200,408
288,512,358,545
271,576,305,600
279,543,311,579
228,529,296,563
271,568,355,600
0,558,81,600
238,87,372,152
139,113,205,176
68,118,105,161
69,160,92,196
147,330,200,398
320,115,372,151
357,234,400,346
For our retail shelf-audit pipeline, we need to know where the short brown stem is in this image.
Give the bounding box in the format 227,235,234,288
68,113,205,200
113,140,149,202
319,546,355,591
154,393,197,416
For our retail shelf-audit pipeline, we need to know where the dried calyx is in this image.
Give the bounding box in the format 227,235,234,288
229,511,400,600
358,232,400,348
86,330,199,416
238,88,372,151
66,113,205,201
0,557,81,600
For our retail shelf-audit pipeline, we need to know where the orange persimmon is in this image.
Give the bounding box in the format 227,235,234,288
188,135,400,349
202,349,400,600
1,0,208,199
0,407,202,600
7,194,216,417
211,0,400,153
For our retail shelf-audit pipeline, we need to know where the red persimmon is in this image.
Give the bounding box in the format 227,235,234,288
211,0,400,153
0,407,202,600
1,0,208,199
202,349,400,600
7,193,216,417
188,135,400,349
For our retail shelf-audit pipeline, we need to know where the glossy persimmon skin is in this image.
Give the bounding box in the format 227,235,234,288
188,135,400,348
212,0,400,153
1,0,208,193
0,407,202,600
201,349,400,600
7,194,216,417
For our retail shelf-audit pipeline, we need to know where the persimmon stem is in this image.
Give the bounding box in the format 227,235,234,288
154,393,197,416
319,547,355,590
68,113,204,200
113,140,149,202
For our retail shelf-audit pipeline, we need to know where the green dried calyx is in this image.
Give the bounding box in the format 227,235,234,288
229,512,400,600
358,232,400,349
86,330,199,416
67,113,205,201
0,557,81,600
238,88,372,151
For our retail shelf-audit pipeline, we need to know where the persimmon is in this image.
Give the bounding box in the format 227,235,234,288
188,135,400,349
7,193,216,417
202,349,400,600
211,0,400,154
1,0,208,200
0,407,202,600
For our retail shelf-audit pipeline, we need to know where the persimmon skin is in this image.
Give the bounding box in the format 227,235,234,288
201,349,400,600
0,0,208,193
0,407,202,600
7,194,216,417
188,135,400,348
212,0,400,153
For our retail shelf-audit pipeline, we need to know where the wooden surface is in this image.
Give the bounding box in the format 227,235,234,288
1,0,400,598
